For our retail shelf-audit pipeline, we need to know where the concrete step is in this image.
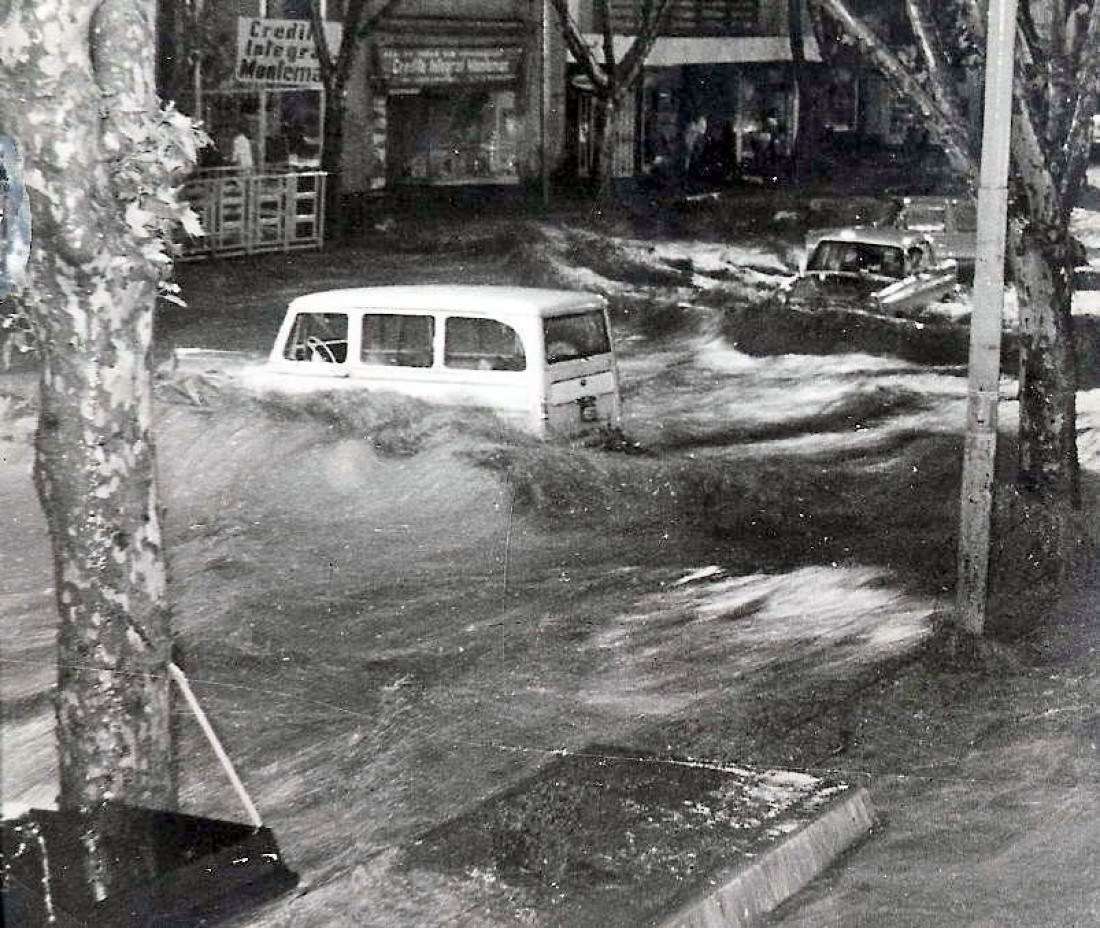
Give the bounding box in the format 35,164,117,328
402,746,874,927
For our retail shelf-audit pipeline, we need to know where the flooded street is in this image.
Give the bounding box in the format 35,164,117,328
7,195,1094,924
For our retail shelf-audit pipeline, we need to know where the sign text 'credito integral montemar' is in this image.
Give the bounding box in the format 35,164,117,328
236,17,343,87
379,47,522,89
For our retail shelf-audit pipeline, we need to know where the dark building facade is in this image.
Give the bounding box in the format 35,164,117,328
354,2,554,190
158,1,563,193
156,0,926,193
565,0,821,180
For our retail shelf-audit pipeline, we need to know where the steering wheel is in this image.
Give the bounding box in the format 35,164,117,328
304,336,337,363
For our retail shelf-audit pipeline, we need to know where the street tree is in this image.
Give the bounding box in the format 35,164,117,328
811,1,1100,517
309,0,403,236
0,0,202,817
788,0,818,183
549,0,675,199
156,0,234,116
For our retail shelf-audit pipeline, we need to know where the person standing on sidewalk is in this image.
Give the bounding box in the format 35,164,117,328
231,122,255,173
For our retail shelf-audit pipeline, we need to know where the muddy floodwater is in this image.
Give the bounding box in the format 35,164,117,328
5,197,1099,925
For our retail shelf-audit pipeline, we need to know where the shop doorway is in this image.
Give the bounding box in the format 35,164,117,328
387,90,519,186
567,75,637,181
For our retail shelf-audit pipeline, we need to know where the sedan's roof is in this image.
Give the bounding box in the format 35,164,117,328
288,285,606,317
808,226,932,249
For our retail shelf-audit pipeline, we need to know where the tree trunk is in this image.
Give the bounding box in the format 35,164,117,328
593,94,620,201
788,0,815,184
322,88,348,239
0,0,177,818
1013,227,1081,505
35,268,175,812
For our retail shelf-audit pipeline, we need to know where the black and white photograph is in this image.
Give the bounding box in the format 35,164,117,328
2,1,1099,926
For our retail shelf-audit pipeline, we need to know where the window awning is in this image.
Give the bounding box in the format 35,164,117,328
578,34,822,66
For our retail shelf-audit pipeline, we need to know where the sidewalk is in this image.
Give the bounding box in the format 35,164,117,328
767,550,1100,926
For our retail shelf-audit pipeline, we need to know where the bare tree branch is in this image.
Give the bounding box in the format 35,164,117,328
1046,2,1078,156
1010,95,1061,225
311,0,393,91
960,0,987,46
599,0,616,93
334,0,370,89
811,0,978,179
548,0,610,92
619,0,675,87
1017,0,1040,52
1062,0,1100,201
903,0,972,145
308,0,336,87
358,0,404,38
1004,7,1057,197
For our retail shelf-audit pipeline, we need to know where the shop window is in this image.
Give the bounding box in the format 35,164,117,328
388,91,519,185
361,314,435,368
195,88,322,172
444,317,526,371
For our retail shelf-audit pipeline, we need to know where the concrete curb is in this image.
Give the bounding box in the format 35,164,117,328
659,787,875,928
404,751,877,928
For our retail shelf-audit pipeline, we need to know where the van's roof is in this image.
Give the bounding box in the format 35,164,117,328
288,285,606,317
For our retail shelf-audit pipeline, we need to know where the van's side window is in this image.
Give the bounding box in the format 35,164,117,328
543,312,611,363
285,312,349,363
444,317,526,371
361,314,435,367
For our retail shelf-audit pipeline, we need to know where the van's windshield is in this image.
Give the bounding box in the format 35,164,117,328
543,311,611,364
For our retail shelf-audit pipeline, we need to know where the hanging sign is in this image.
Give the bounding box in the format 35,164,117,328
236,17,343,87
379,46,522,89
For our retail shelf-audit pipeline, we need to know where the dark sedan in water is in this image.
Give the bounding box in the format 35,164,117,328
774,227,959,314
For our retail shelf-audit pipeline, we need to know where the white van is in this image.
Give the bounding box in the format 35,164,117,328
234,285,622,437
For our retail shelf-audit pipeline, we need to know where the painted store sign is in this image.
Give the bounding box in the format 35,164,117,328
236,17,343,87
379,46,523,89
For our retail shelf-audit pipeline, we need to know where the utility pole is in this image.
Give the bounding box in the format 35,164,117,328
541,0,552,209
956,0,1018,634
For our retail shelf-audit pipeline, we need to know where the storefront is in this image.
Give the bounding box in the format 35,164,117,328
572,36,821,182
375,43,527,187
565,1,822,183
637,55,802,180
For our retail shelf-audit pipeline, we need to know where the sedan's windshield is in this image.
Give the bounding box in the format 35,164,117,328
808,241,905,279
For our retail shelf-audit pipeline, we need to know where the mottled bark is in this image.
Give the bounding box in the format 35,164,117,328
1012,226,1080,504
34,264,172,810
0,0,177,812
